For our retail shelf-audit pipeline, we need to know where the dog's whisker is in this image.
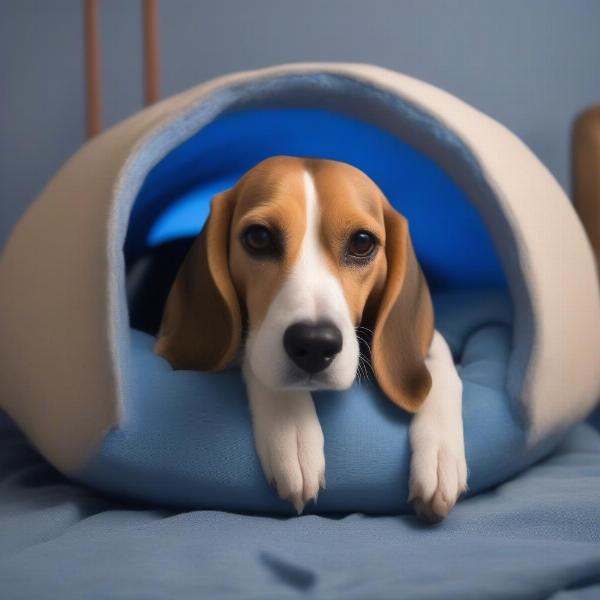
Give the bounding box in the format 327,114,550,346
355,334,373,358
360,361,373,377
362,340,373,356
355,332,370,345
360,355,373,372
357,351,373,383
355,325,374,336
356,353,371,382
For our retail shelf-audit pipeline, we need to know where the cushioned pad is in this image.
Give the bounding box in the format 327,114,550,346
77,289,558,514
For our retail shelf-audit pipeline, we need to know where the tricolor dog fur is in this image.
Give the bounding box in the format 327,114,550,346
155,156,467,522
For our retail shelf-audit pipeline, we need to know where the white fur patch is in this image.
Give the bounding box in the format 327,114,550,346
408,331,467,522
243,169,359,511
246,170,359,391
243,361,325,514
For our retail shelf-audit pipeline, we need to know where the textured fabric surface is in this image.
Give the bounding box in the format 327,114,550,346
1,408,600,599
76,289,559,513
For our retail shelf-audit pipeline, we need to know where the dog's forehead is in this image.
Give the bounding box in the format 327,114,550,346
233,157,306,217
309,159,385,222
232,157,385,224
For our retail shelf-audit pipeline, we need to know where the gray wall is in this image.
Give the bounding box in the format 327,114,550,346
2,0,600,246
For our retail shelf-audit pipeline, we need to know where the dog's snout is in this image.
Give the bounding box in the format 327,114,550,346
283,322,343,374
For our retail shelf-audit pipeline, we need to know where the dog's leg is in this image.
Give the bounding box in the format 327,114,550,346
243,362,326,514
408,330,468,522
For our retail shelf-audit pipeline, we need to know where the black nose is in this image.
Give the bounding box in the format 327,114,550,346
283,321,343,374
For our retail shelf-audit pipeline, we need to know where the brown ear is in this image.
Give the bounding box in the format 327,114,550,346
371,206,434,412
154,190,241,371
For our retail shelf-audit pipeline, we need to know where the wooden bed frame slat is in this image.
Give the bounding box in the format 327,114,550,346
84,0,102,138
143,0,160,106
85,0,160,139
572,105,600,270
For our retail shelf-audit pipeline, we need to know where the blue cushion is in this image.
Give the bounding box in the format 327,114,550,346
77,288,558,513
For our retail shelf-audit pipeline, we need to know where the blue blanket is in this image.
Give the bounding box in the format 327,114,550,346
1,410,600,599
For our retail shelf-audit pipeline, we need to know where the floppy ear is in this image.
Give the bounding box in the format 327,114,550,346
154,190,241,371
370,206,434,413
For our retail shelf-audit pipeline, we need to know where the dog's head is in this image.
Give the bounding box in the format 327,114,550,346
155,157,433,412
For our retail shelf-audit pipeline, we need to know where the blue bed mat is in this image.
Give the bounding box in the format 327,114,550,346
1,408,600,599
79,288,558,513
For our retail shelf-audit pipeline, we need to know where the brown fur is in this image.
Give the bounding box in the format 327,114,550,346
229,157,307,327
309,160,387,324
154,190,241,370
368,204,434,412
156,156,433,412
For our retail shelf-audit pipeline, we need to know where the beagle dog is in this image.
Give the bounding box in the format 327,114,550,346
155,156,467,521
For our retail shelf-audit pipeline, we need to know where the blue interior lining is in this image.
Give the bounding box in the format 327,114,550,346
126,108,505,291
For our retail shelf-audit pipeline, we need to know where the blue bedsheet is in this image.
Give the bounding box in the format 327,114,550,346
1,409,600,599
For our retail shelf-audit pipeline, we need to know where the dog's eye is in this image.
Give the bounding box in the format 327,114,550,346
242,225,279,256
347,230,377,259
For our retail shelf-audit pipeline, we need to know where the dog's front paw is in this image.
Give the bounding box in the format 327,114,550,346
408,425,468,523
254,415,325,514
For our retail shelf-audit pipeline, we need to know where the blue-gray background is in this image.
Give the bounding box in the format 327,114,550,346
1,0,600,246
